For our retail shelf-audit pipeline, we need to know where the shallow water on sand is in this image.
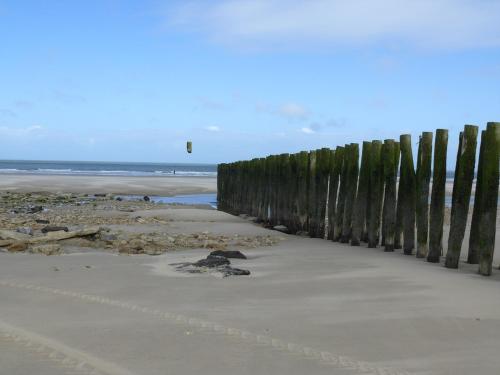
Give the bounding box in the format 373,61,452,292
117,193,217,208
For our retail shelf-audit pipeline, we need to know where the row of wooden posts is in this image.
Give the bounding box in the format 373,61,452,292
217,123,499,276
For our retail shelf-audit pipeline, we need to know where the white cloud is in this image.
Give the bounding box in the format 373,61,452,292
0,109,17,117
205,125,221,132
170,0,500,50
278,103,309,119
197,96,226,110
0,125,44,137
256,101,309,120
300,127,315,134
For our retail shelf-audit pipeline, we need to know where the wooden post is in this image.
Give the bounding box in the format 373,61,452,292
416,132,433,258
382,139,397,251
394,142,403,249
351,141,371,246
317,148,332,238
478,123,500,276
333,146,348,241
381,141,388,247
427,129,448,263
288,153,298,232
341,143,359,243
296,151,309,232
308,150,317,235
269,155,280,225
467,130,485,264
400,134,416,255
445,125,478,269
328,147,343,240
368,140,383,248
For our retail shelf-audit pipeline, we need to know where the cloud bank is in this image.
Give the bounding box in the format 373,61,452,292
170,0,500,50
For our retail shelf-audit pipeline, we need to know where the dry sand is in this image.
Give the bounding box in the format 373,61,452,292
0,174,499,375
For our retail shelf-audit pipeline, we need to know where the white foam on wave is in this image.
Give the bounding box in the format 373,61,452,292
0,168,217,177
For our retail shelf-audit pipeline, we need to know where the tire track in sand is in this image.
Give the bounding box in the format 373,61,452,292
0,319,136,375
0,280,411,375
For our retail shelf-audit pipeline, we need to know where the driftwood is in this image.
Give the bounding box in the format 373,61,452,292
0,227,101,248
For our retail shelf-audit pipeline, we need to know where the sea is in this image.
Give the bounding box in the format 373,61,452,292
0,160,217,177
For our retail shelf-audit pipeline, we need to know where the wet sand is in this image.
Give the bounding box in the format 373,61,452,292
0,174,216,195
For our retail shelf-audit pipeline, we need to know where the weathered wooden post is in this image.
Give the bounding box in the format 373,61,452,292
445,125,478,268
478,122,500,276
427,129,448,263
382,139,397,251
308,150,318,235
288,153,298,232
351,141,371,246
467,131,485,264
394,142,403,249
400,134,416,255
296,151,309,232
269,155,280,225
257,158,267,222
316,148,332,238
341,143,359,243
262,156,272,223
416,132,433,258
368,140,383,248
381,141,388,247
278,153,291,227
328,147,343,240
333,146,349,241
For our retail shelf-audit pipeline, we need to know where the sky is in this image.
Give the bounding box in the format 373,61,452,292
0,0,499,166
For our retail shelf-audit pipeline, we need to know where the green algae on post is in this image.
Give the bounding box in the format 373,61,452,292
382,140,397,251
314,148,331,238
416,132,433,258
427,129,448,263
467,131,486,264
445,125,478,269
394,141,403,249
351,141,371,246
478,123,500,276
341,144,359,243
368,140,383,248
333,146,349,241
400,134,416,255
328,147,344,240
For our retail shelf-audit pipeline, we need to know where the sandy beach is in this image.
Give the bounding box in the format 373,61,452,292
0,175,216,196
0,174,499,375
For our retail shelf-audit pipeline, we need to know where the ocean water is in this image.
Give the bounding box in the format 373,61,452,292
117,194,217,208
0,160,217,177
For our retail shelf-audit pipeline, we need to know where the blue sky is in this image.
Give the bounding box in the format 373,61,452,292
0,0,499,165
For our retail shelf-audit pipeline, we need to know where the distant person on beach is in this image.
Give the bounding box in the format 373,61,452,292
173,170,176,175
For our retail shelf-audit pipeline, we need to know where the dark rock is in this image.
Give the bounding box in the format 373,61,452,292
35,219,50,224
171,255,250,277
28,206,44,214
16,227,33,236
273,225,290,233
209,250,247,259
41,226,69,233
115,197,123,201
219,266,251,277
194,255,230,268
94,193,106,197
143,195,150,202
